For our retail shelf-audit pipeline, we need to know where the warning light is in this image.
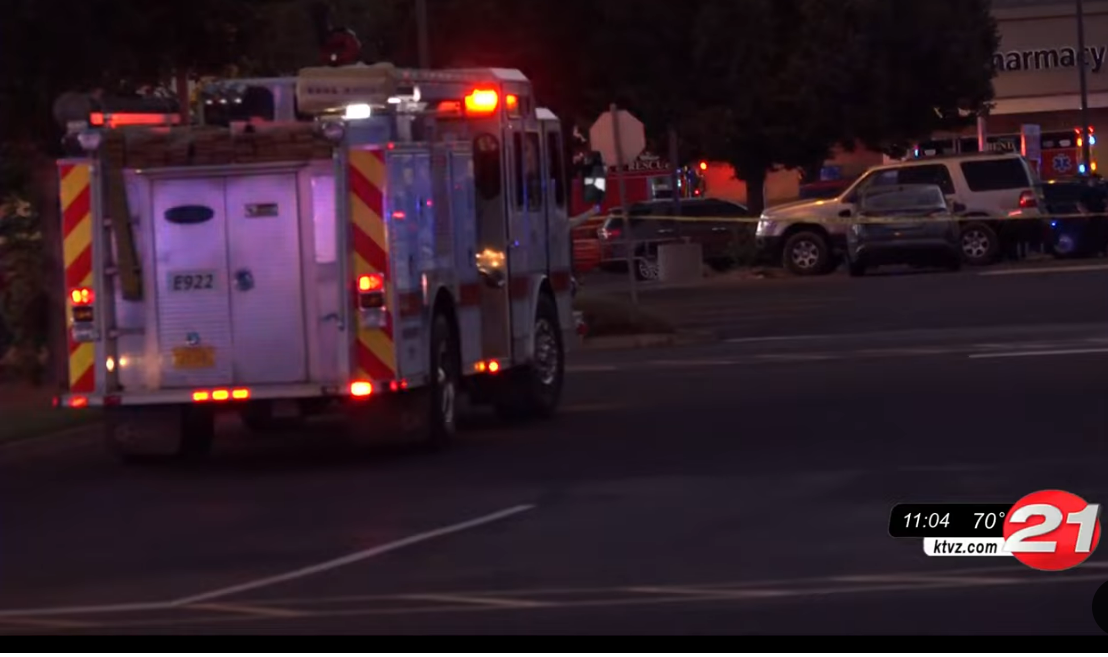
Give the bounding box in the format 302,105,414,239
464,89,499,114
505,94,519,116
476,360,501,373
193,391,211,402
69,396,89,408
211,390,231,401
70,288,94,305
232,389,251,400
699,161,708,171
487,360,500,373
350,381,373,397
358,274,384,292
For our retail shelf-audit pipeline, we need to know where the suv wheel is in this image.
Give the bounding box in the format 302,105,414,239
960,222,999,266
783,231,830,276
635,256,659,281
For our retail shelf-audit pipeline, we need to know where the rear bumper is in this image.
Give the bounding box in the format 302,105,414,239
56,382,381,409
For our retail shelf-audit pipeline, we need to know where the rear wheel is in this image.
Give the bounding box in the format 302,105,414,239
960,222,999,266
635,255,659,281
106,405,214,465
496,294,564,420
420,313,459,448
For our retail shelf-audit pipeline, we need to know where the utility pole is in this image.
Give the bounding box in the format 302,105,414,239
416,0,430,68
611,103,638,306
1077,0,1093,173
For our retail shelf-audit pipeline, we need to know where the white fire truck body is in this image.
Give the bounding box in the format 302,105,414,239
55,64,576,460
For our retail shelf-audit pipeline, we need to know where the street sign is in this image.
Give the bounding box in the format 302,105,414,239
590,109,646,167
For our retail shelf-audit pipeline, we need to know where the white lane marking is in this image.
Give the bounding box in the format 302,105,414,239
187,602,305,618
0,504,535,618
402,594,547,608
566,365,620,373
0,600,175,619
726,334,849,344
627,586,791,598
171,504,535,606
969,347,1108,360
979,263,1108,276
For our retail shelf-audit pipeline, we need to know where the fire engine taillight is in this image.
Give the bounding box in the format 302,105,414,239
192,388,250,402
464,89,499,115
350,381,373,397
357,273,386,308
475,360,500,374
358,274,384,292
70,288,94,305
70,288,95,324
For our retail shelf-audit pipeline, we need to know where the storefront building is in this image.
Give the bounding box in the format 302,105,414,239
909,0,1104,175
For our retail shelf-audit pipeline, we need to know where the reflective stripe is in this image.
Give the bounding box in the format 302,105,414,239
59,161,95,392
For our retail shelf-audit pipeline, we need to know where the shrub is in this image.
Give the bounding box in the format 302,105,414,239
0,193,49,383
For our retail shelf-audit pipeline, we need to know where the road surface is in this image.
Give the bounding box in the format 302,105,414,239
1,261,1106,634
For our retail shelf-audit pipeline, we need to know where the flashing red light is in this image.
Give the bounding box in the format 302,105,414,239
699,161,708,171
350,381,373,397
1019,190,1038,209
89,112,180,128
70,288,94,305
358,273,384,292
464,89,499,114
69,396,89,408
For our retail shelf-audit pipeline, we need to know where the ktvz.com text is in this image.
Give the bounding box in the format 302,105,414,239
923,537,1013,557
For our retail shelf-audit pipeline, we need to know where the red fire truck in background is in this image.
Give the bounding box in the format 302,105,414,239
569,154,705,274
912,127,1095,178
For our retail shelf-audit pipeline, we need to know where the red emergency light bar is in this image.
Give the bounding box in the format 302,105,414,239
464,89,498,115
89,112,182,128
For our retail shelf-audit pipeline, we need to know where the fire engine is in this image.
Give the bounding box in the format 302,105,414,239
53,62,587,462
911,127,1096,178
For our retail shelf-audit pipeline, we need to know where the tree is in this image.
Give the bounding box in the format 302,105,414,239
842,0,1000,156
673,0,999,213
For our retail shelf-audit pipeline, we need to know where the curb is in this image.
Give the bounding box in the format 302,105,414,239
580,329,719,351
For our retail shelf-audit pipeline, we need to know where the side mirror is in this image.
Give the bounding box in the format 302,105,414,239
580,150,607,205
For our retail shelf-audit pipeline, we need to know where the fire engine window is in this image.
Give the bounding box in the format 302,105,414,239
513,132,543,211
547,131,566,208
474,133,502,201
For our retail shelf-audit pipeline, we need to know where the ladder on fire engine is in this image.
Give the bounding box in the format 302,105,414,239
101,131,144,302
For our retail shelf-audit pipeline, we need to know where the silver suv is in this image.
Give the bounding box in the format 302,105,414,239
756,153,1040,275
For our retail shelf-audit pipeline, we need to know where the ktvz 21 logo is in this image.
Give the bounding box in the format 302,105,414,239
1002,490,1101,572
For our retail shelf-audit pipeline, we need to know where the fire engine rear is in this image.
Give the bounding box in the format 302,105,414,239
54,63,581,462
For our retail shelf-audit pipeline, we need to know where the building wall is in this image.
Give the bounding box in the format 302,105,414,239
992,0,1108,100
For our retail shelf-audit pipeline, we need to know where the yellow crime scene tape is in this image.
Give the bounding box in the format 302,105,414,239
597,212,1102,225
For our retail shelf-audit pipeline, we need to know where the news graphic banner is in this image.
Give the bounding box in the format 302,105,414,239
889,490,1102,571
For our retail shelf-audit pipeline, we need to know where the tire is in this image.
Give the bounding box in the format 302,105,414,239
959,222,1000,266
106,405,214,465
782,231,830,276
496,294,565,420
634,255,659,281
848,259,866,277
423,312,460,448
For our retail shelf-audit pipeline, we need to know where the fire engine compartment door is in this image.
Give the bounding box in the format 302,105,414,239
225,174,307,385
152,173,307,388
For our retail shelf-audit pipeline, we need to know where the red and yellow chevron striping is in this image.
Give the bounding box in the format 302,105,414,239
348,149,396,382
58,161,95,393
